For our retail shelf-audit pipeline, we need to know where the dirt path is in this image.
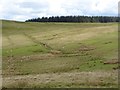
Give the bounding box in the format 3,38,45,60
3,71,118,88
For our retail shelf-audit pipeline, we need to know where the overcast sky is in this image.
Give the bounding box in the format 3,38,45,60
0,0,119,21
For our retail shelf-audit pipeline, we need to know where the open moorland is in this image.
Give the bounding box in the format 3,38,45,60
2,20,118,88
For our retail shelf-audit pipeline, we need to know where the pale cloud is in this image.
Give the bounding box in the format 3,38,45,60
0,0,119,21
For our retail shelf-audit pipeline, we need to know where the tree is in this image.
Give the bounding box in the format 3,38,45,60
25,16,119,23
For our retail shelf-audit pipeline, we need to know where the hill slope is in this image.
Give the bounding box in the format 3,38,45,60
2,20,118,88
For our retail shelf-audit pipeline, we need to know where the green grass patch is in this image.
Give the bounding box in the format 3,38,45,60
3,44,49,56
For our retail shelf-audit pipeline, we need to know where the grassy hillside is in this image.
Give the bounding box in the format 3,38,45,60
2,20,118,88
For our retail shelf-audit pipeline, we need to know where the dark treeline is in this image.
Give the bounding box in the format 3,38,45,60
26,16,119,23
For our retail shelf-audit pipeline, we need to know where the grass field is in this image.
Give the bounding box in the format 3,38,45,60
2,20,118,88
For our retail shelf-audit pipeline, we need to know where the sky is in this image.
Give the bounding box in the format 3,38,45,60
0,0,119,21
